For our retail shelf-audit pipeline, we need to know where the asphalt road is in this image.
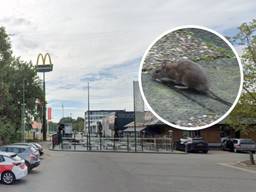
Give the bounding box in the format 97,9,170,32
1,149,256,192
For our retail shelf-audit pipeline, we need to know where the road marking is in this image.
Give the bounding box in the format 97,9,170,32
218,163,256,174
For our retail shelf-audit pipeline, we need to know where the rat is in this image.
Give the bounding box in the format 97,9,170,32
152,59,232,106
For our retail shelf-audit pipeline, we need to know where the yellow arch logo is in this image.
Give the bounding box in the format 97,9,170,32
36,53,53,72
36,53,52,65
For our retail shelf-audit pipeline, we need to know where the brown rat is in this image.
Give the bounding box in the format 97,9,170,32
153,59,209,92
152,59,231,106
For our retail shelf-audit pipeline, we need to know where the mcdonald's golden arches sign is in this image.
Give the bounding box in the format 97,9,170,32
36,53,53,72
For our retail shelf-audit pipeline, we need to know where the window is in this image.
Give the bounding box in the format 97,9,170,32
7,147,25,153
0,155,4,162
240,139,255,144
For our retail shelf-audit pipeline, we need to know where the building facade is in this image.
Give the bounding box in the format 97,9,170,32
102,111,134,137
84,110,126,135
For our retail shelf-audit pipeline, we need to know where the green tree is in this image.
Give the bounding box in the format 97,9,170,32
73,117,84,132
59,117,84,132
0,26,44,143
226,19,256,132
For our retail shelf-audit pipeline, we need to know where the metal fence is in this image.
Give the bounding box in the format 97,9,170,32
52,135,174,153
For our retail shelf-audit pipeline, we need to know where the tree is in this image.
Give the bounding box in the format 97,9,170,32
226,19,256,132
0,26,44,143
59,117,84,132
73,117,84,132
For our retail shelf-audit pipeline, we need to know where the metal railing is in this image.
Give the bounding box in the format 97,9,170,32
52,135,174,153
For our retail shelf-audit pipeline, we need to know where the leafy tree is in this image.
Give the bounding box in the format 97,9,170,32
59,117,84,132
226,19,256,132
0,26,43,144
73,117,84,132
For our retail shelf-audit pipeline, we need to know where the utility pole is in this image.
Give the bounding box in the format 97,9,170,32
21,79,26,142
62,104,64,118
133,81,137,152
87,82,91,150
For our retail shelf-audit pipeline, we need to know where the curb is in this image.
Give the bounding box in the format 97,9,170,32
48,148,187,155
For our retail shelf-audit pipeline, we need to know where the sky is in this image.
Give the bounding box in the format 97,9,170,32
0,0,255,122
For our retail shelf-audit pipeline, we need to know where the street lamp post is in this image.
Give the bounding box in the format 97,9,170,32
36,53,53,141
21,79,26,142
133,81,137,152
87,82,91,150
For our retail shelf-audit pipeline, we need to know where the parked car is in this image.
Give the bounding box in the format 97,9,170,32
233,139,256,153
176,137,208,153
14,143,42,156
0,145,40,172
222,138,256,153
221,138,235,151
0,152,28,184
31,143,44,156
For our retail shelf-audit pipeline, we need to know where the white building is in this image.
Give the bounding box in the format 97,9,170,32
84,110,125,135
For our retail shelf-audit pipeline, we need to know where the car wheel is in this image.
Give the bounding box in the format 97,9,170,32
1,171,15,185
203,150,208,154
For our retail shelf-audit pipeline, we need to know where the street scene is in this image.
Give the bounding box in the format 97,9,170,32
1,1,256,192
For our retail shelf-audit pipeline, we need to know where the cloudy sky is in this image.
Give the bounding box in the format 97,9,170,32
0,0,255,122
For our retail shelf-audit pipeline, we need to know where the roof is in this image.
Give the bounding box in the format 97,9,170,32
32,121,42,129
85,110,125,113
123,127,146,132
124,122,145,127
0,151,16,157
0,145,30,149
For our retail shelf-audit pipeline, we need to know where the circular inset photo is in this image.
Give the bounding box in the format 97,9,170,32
139,25,243,130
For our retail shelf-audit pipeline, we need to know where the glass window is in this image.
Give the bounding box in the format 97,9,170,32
0,155,4,162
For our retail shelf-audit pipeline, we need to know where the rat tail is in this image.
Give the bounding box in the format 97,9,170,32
207,90,232,107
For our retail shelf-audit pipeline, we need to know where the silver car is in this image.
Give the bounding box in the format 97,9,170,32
0,145,40,172
14,143,41,156
233,138,256,153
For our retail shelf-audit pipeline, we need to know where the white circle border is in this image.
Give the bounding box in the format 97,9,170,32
138,25,244,131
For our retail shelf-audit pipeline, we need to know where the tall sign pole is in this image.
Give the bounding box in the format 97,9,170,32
36,53,53,141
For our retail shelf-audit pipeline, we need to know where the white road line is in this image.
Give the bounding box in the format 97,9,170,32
218,163,256,174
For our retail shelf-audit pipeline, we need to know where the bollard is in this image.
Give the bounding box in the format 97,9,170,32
127,135,129,152
249,151,255,165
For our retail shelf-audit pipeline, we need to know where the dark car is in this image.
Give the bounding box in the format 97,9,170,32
176,137,208,153
221,138,235,151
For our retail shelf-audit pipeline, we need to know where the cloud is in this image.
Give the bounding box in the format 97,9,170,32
0,0,255,122
0,17,31,26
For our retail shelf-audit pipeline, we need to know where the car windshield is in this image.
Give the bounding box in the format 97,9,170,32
191,138,204,142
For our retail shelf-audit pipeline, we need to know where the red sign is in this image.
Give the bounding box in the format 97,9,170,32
48,107,52,121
